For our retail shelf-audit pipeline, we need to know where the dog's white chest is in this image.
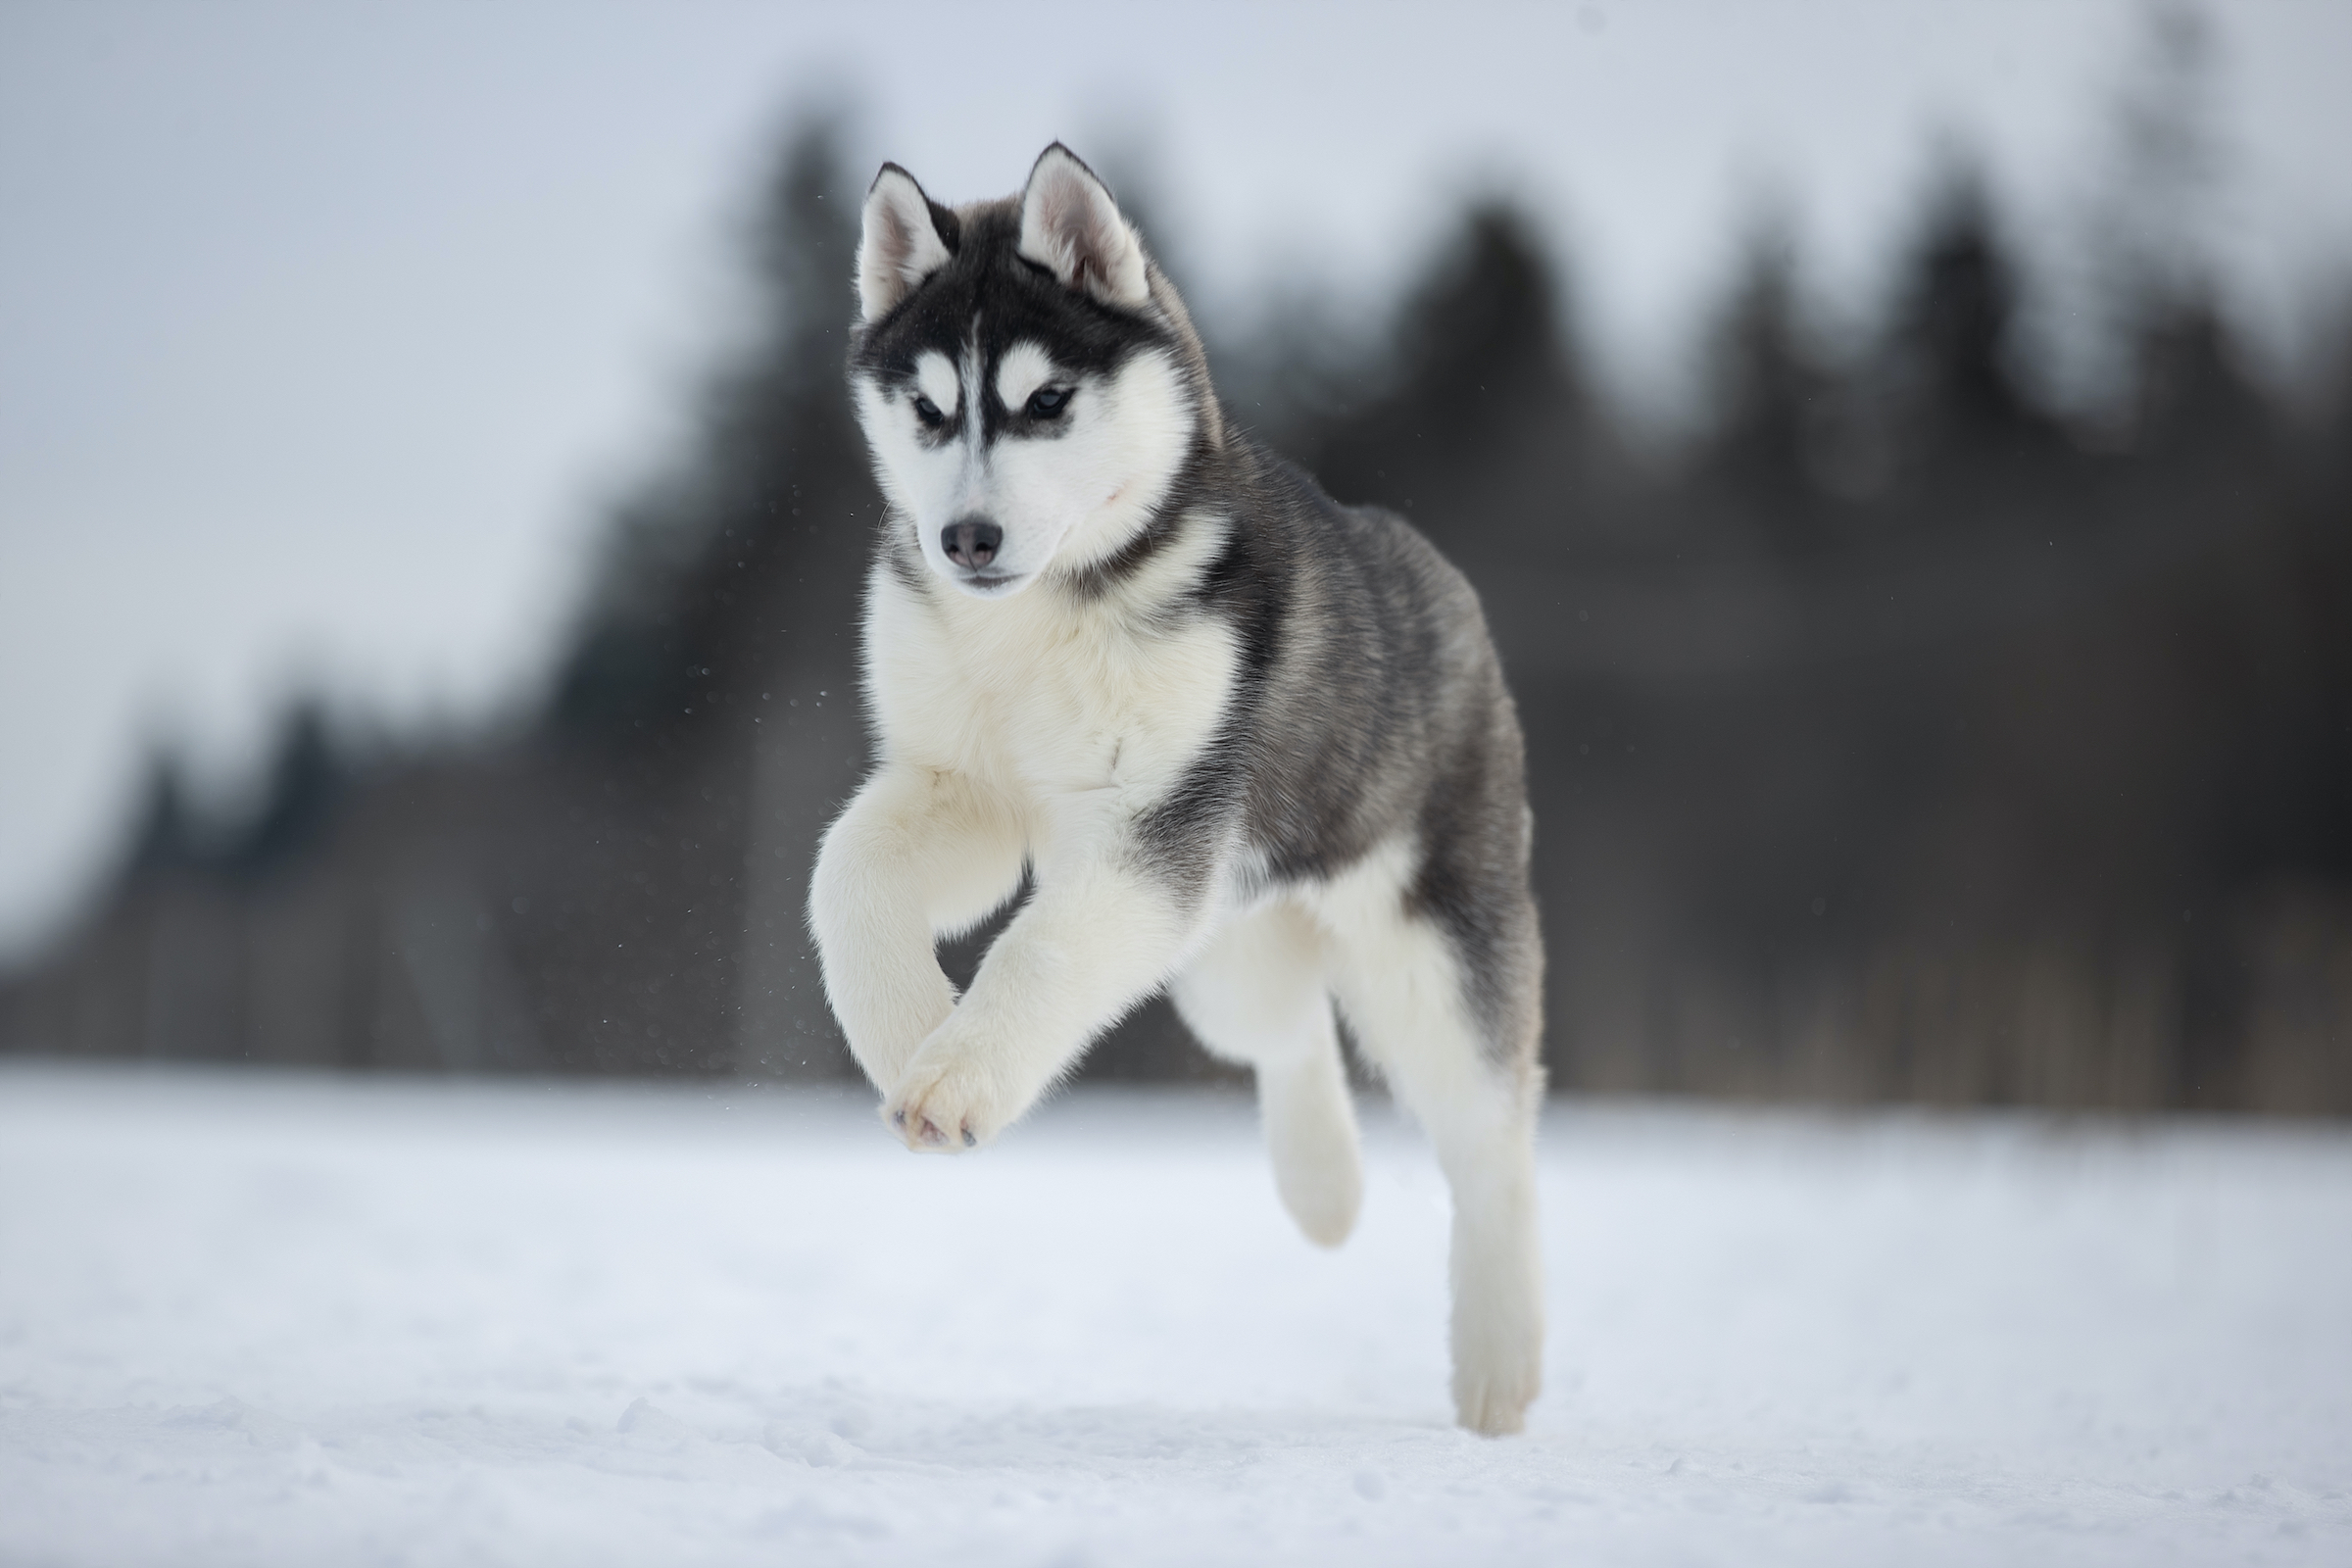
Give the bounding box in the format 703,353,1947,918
864,568,1238,808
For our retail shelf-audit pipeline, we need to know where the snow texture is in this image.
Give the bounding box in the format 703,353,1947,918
2,1063,2347,1566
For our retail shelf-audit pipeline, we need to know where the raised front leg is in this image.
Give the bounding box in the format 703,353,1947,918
808,763,1026,1096
884,797,1209,1151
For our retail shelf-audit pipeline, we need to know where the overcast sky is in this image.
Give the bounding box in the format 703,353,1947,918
3,0,2348,956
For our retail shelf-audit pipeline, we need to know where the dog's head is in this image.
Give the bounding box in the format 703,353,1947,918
848,144,1207,600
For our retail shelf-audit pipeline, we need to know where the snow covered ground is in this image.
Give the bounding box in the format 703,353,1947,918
1,1064,2346,1567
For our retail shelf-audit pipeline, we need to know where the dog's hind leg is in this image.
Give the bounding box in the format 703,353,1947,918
1318,843,1544,1437
1170,900,1363,1249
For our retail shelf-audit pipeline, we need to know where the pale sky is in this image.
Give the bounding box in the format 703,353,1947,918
3,0,2348,956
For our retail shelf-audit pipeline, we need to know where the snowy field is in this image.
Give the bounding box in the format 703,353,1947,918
2,1064,2347,1567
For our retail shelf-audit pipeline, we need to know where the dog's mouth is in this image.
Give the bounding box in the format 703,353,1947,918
949,570,1028,599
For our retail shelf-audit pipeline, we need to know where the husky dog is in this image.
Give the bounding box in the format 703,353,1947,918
808,145,1544,1435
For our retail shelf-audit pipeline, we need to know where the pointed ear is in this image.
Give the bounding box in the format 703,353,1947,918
858,164,954,322
1018,143,1149,309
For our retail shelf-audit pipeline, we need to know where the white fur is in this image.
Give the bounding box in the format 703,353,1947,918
913,351,960,420
994,341,1056,414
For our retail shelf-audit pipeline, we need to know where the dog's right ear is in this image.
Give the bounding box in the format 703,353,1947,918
858,165,954,322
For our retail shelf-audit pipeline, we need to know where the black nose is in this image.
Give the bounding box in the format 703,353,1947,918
942,517,1003,569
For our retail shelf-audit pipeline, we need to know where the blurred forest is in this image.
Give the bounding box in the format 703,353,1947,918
6,25,2350,1112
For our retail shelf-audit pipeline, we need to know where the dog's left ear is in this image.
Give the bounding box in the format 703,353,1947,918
1018,144,1149,309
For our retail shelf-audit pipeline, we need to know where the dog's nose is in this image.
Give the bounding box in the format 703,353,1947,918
942,517,1004,569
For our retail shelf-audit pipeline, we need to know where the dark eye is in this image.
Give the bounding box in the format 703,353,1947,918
1026,386,1072,418
912,394,946,428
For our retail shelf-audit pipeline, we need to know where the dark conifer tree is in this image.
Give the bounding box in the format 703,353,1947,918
233,702,343,877
506,113,876,1075
123,748,202,879
1299,203,1588,560
1880,165,2062,500
549,118,862,748
1695,220,1838,556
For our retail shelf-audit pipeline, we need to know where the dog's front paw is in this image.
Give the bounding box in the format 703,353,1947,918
881,1035,1019,1153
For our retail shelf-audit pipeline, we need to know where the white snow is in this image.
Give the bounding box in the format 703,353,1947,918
2,1063,2346,1567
